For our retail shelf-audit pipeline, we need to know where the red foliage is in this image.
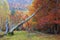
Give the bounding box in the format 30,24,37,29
31,0,60,29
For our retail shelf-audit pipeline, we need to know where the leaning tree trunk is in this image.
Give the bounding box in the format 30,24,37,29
8,6,43,35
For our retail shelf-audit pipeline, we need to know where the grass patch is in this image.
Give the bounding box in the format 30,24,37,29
0,31,59,40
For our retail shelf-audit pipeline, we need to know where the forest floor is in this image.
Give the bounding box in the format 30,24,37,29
0,31,60,40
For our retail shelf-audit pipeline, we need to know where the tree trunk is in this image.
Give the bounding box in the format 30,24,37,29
8,6,43,35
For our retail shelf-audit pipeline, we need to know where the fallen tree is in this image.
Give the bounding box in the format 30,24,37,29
6,5,43,35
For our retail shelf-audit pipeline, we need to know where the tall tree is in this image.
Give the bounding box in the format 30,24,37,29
0,0,10,31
